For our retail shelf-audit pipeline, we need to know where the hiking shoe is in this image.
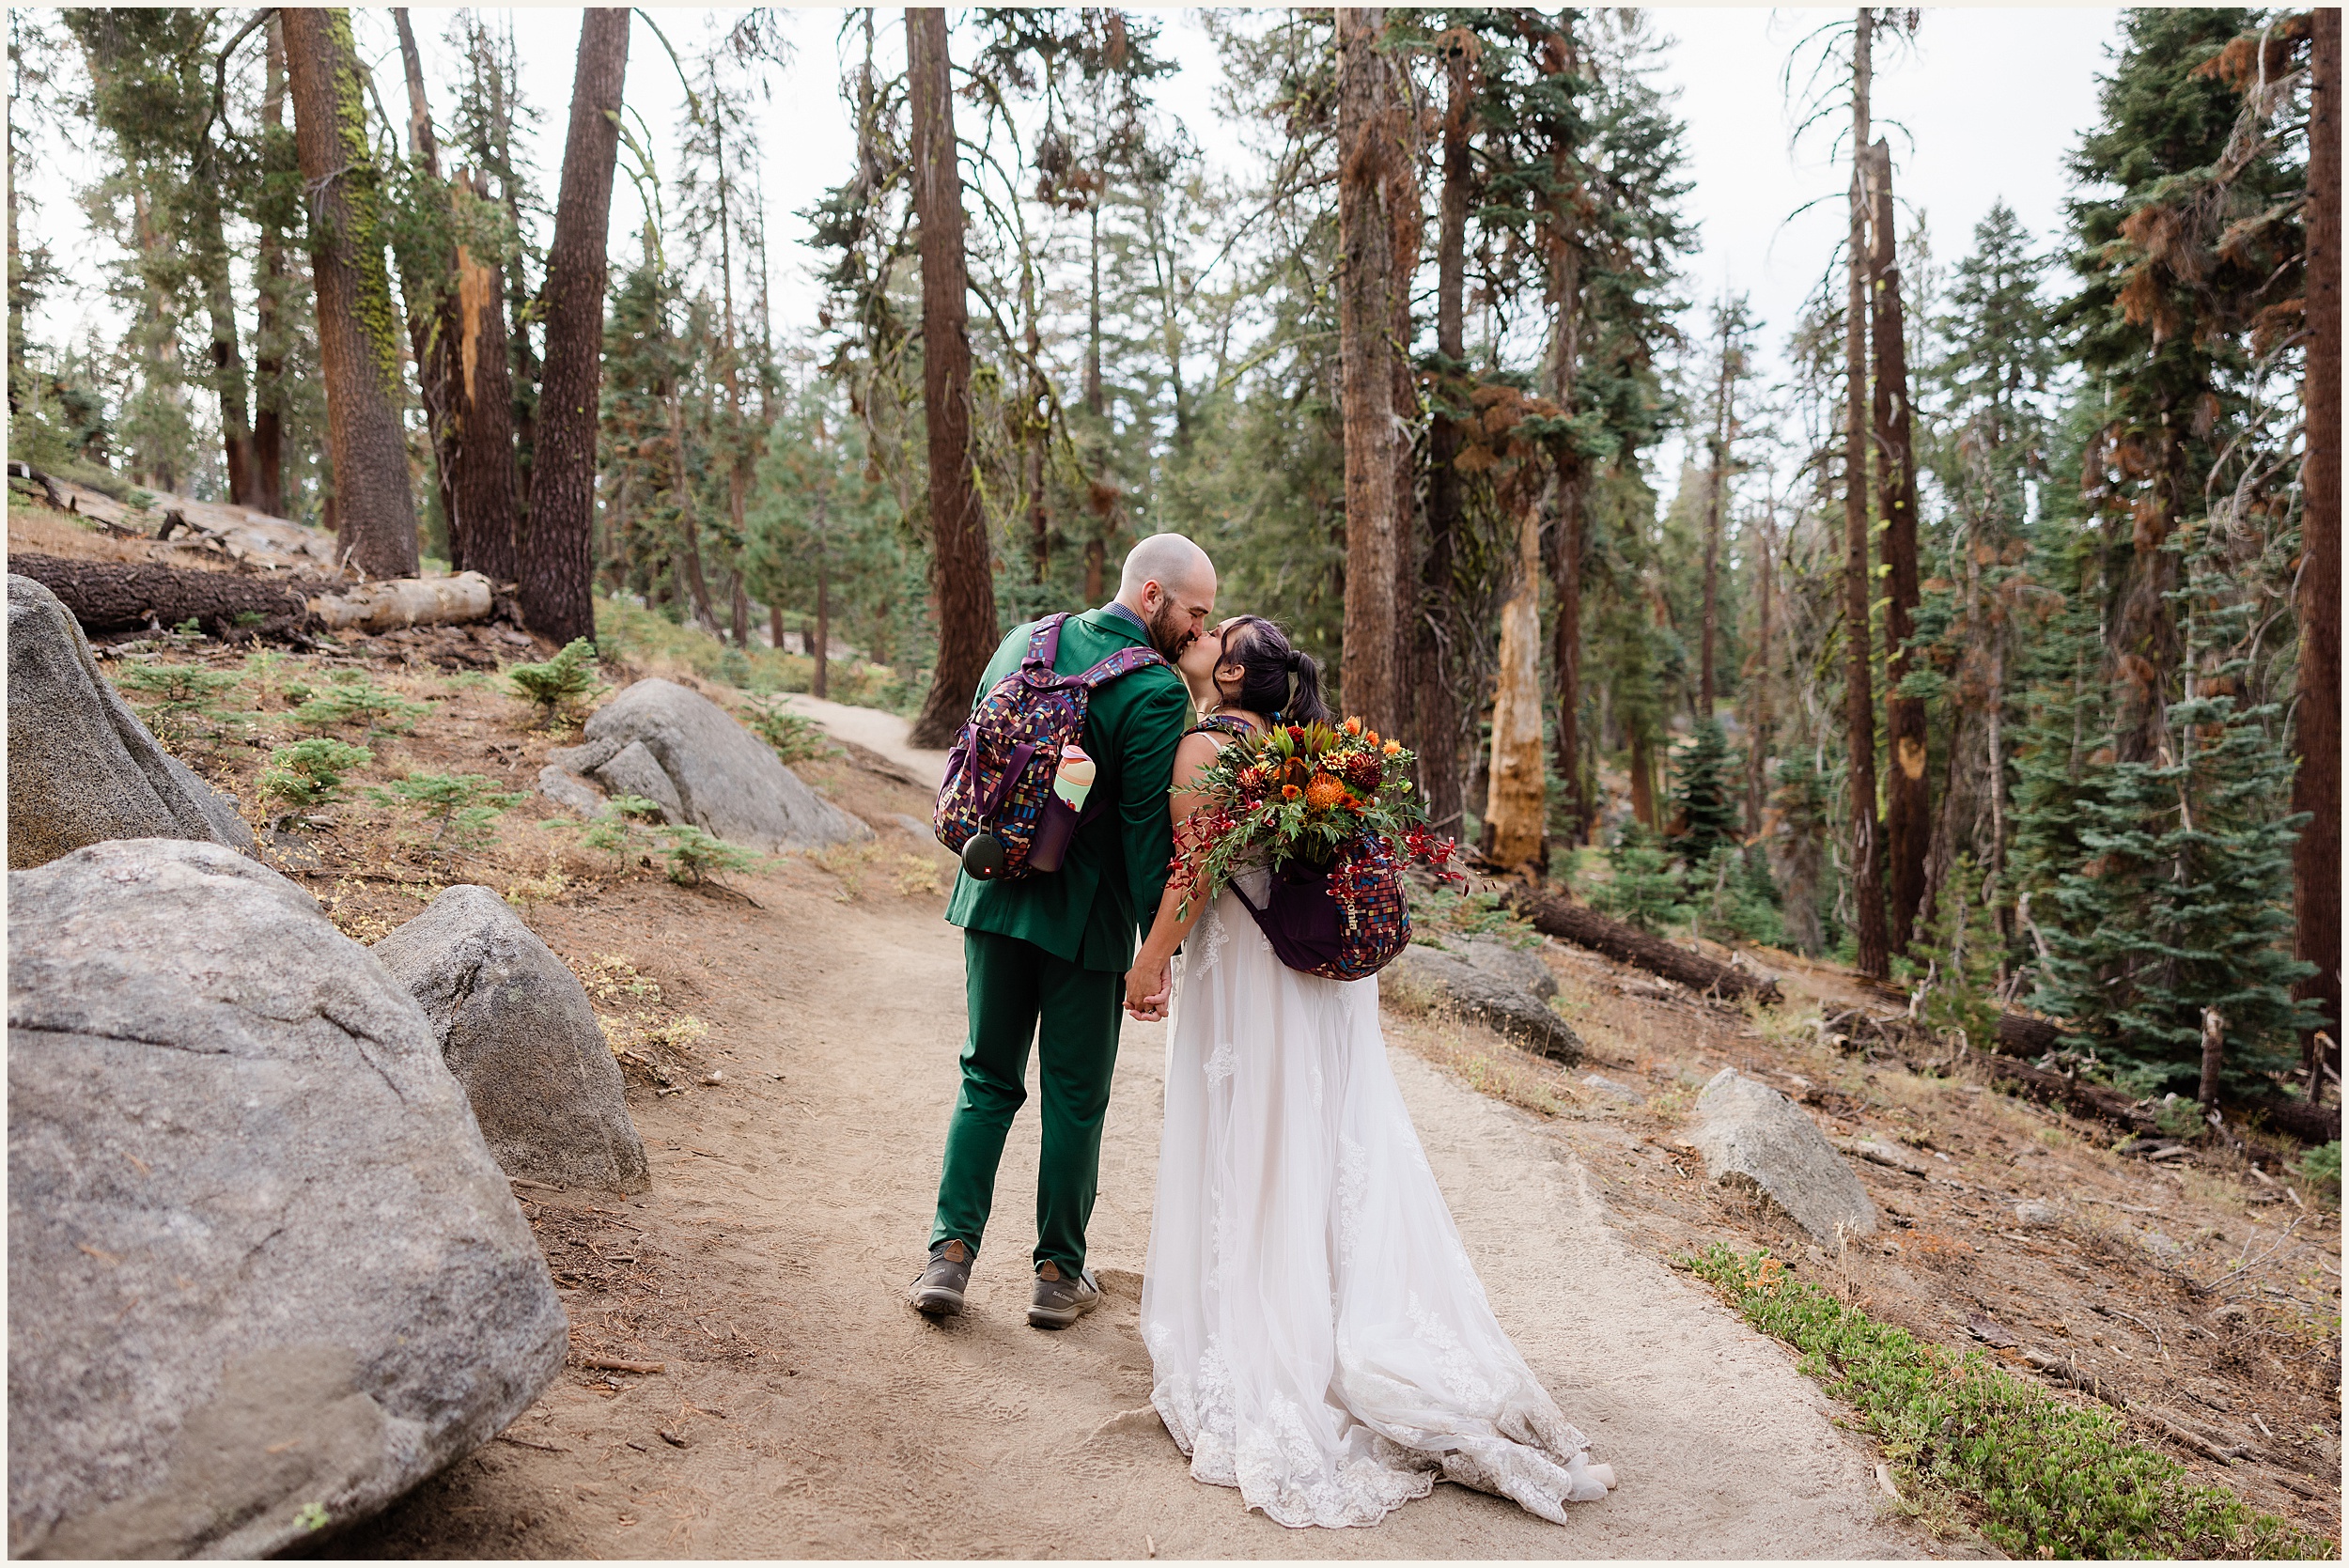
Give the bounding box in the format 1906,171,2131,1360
1028,1260,1101,1329
910,1239,972,1316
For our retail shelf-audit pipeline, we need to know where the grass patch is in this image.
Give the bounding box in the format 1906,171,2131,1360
1682,1244,2332,1560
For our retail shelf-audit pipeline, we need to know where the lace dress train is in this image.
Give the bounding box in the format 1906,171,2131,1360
1142,870,1617,1529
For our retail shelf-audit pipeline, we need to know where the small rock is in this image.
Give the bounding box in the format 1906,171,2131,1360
2213,1302,2251,1327
1833,1135,1931,1177
701,1071,723,1086
1692,1068,1878,1241
1579,1074,1642,1104
1966,1312,2018,1349
893,813,941,842
537,764,604,815
2014,1200,2063,1228
592,739,686,824
372,885,651,1193
1385,944,1582,1062
6,574,259,870
2136,1228,2183,1257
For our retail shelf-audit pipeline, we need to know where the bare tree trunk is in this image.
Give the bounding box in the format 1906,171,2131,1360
906,7,998,748
668,384,722,635
1388,56,1424,747
1871,139,1929,955
1843,9,1890,979
814,567,832,701
1745,496,1775,835
251,15,290,518
769,600,785,653
1539,23,1588,845
1418,29,1476,836
392,10,460,563
1084,538,1106,604
1486,504,1547,875
1022,260,1050,582
2298,5,2341,1096
1699,304,1733,717
1628,726,1656,831
1335,7,1403,737
450,170,521,583
283,8,419,578
521,8,629,644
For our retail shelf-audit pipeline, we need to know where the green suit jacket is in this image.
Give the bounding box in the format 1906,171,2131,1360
943,606,1192,971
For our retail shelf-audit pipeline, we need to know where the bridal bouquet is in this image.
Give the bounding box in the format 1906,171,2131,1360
1168,717,1461,921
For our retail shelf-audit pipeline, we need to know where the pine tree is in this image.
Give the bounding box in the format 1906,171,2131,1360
1669,716,1739,868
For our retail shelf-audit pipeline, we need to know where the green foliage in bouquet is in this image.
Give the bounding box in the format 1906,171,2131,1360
1167,717,1452,916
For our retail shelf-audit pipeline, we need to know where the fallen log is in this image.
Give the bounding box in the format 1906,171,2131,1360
308,571,493,633
1985,1011,2337,1144
1494,886,1783,1006
8,551,321,636
1978,1052,2157,1134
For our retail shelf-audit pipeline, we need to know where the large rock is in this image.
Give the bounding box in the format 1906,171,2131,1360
548,677,870,852
8,840,567,1559
6,574,259,870
372,885,650,1193
1386,939,1582,1063
591,739,686,823
1691,1068,1878,1242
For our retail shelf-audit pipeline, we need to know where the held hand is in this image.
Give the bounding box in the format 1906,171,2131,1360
1125,956,1171,1021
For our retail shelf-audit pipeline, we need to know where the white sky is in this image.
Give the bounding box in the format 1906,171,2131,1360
16,5,2124,502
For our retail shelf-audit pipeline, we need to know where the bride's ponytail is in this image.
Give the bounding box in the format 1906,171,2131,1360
1221,616,1333,725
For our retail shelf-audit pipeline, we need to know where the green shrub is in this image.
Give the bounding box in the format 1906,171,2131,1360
371,772,521,852
1684,1244,2328,1560
1690,844,1784,948
573,795,665,870
506,637,603,722
653,824,764,886
741,696,839,765
294,675,428,738
1590,821,1690,934
2294,1139,2341,1197
257,738,373,812
110,661,247,743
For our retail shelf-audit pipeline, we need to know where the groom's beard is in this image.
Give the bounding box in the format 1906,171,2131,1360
1146,599,1194,661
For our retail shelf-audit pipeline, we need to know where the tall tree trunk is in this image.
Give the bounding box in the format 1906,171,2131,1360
283,8,419,577
906,7,998,749
1335,7,1404,737
521,8,629,644
1843,9,1890,978
1419,29,1476,836
1871,139,1929,955
1699,303,1733,719
1628,725,1656,831
1084,538,1106,605
2296,5,2341,1096
251,14,289,518
1388,57,1424,746
1745,497,1775,835
1540,23,1587,844
450,169,521,583
1022,259,1050,582
1486,503,1547,875
192,169,257,507
668,382,721,634
392,10,461,565
814,565,832,701
769,599,785,654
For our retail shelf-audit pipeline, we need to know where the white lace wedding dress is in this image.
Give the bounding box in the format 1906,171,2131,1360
1142,866,1617,1529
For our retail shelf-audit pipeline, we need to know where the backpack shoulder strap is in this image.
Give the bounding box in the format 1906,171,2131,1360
1070,640,1166,690
1022,612,1074,672
1190,714,1254,747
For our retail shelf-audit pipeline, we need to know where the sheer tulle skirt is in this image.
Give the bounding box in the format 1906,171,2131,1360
1142,872,1617,1529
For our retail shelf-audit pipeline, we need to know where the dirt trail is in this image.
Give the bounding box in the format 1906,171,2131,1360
337,839,1927,1559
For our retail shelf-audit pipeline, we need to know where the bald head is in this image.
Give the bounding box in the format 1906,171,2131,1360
1114,533,1218,660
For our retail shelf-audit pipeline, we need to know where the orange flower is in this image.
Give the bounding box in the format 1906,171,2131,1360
1282,784,1303,800
1382,739,1403,756
1304,772,1348,811
1364,729,1380,748
1343,717,1363,736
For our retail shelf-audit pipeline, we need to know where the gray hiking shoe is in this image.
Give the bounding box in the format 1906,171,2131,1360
1028,1259,1101,1329
910,1239,972,1317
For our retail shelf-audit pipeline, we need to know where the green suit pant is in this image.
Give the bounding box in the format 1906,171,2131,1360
928,929,1124,1279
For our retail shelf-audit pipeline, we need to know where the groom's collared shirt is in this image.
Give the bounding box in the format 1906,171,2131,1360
943,605,1191,972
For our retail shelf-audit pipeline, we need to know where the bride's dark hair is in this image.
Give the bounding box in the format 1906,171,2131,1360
1216,615,1331,725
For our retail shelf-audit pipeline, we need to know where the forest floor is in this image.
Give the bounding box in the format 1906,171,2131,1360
12,495,2339,1557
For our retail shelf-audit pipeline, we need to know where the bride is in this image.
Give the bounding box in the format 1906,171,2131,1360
1122,614,1617,1529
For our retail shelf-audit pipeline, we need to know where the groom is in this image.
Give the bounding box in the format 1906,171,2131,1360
910,535,1215,1328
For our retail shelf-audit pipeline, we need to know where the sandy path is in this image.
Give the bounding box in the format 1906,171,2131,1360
343,861,1923,1560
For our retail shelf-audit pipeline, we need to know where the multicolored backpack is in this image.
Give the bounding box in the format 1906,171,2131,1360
934,613,1166,880
1227,832,1413,982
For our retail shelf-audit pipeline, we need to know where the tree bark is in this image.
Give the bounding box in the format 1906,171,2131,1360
1388,54,1424,747
1745,498,1775,835
1485,504,1547,875
7,551,319,635
1870,139,1929,955
282,8,419,578
521,8,629,645
905,6,998,749
1843,9,1890,978
392,10,461,564
2295,6,2341,1097
1418,28,1476,837
1699,304,1733,718
1540,23,1587,844
1497,885,1782,1004
1335,6,1403,737
814,567,832,701
449,170,521,584
251,14,290,519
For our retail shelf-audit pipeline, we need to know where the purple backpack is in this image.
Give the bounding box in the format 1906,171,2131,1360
934,613,1165,881
1228,833,1413,983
